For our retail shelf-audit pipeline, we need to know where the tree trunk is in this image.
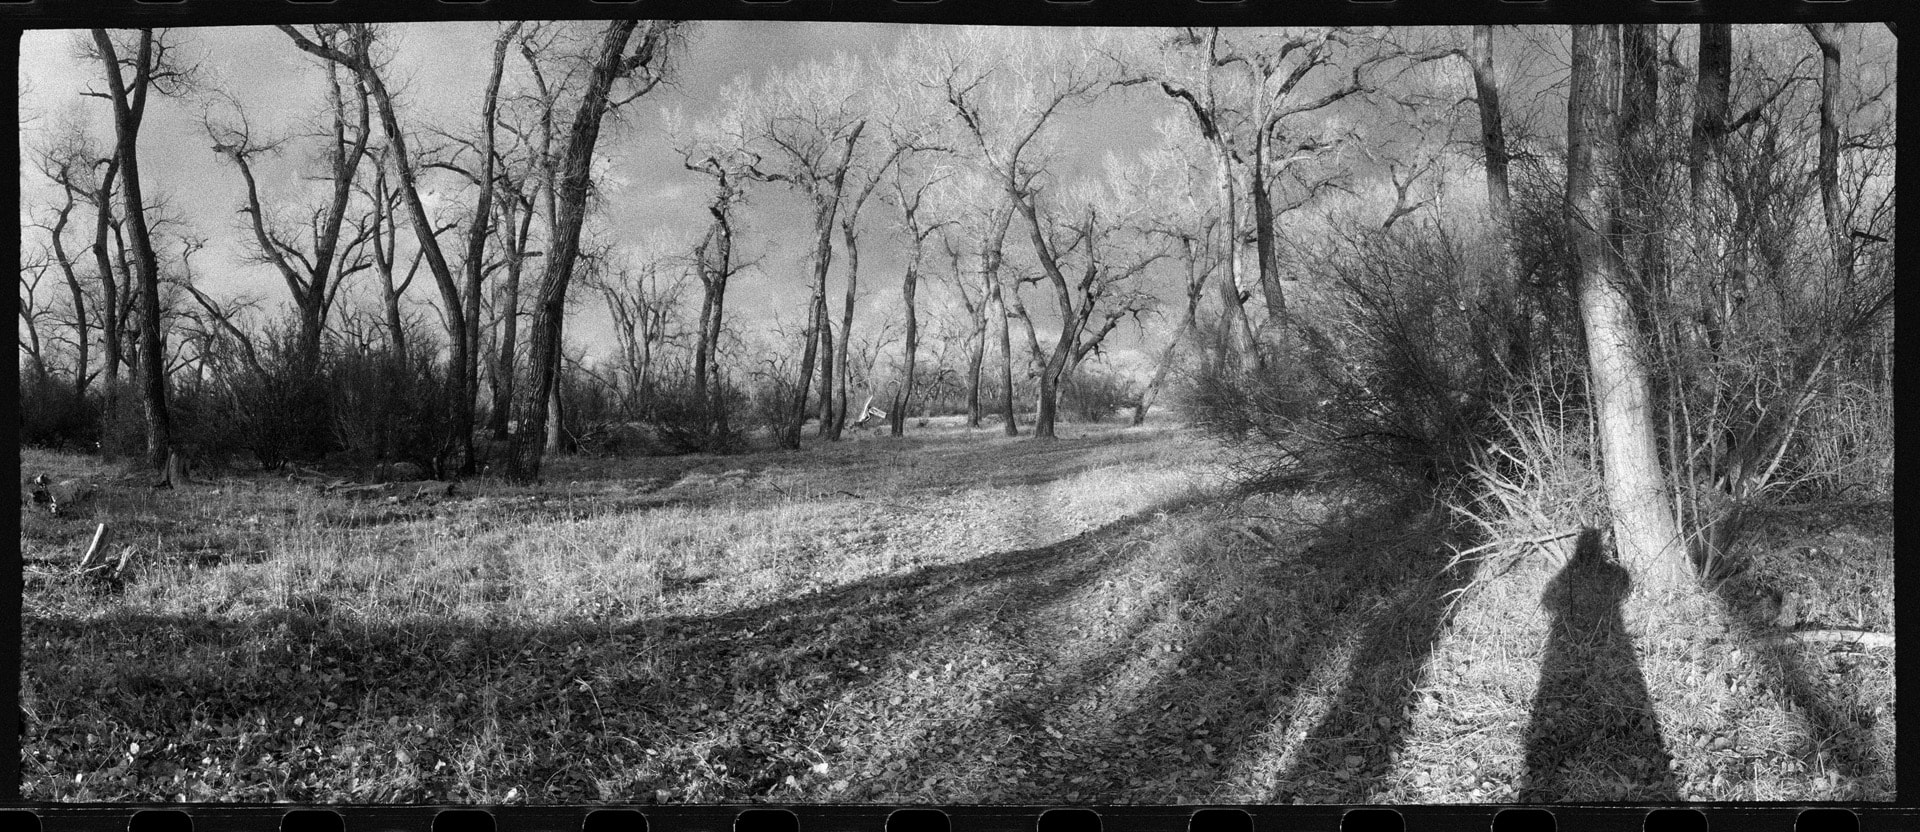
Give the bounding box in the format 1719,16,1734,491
456,24,516,472
489,199,533,440
502,20,668,481
46,187,91,400
1135,263,1204,426
545,342,565,455
1567,24,1687,590
829,217,862,441
283,25,475,474
693,179,735,441
987,276,1018,436
92,29,173,476
1469,25,1512,229
1805,23,1854,284
965,322,985,428
784,124,865,450
814,292,836,437
91,163,123,407
892,266,919,437
1619,24,1662,288
1249,127,1286,330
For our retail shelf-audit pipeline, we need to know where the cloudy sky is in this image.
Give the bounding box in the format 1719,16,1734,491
18,22,1178,372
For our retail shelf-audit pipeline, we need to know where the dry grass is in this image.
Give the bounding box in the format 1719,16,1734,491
18,418,1892,803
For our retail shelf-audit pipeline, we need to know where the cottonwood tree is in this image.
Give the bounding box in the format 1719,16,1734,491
27,122,109,399
681,51,872,449
584,240,687,420
84,28,196,477
684,157,747,443
419,22,528,451
1662,24,1896,567
822,119,924,440
497,20,683,482
1113,28,1259,367
1125,129,1223,425
882,157,957,436
202,41,377,379
279,23,482,475
927,168,1017,432
921,27,1116,437
1566,24,1686,589
358,145,429,365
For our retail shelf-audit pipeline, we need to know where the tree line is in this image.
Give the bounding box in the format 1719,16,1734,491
21,22,1894,587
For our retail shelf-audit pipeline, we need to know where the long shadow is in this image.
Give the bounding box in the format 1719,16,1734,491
1265,494,1477,802
20,490,1218,802
1699,549,1889,796
1517,528,1678,803
884,487,1475,803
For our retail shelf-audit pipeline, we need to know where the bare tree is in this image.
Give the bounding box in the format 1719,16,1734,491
883,160,956,436
280,23,480,474
86,28,195,477
587,242,686,420
1804,23,1854,285
683,52,871,449
1126,133,1222,425
28,124,105,398
926,28,1117,437
203,35,376,376
500,20,683,482
684,157,746,442
1567,24,1686,589
1017,167,1167,439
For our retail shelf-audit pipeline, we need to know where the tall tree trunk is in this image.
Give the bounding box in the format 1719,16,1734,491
91,164,123,402
456,24,516,472
92,29,173,476
488,197,533,440
1619,24,1662,286
1567,24,1687,590
965,321,985,428
892,262,919,437
501,20,670,481
1249,127,1287,330
282,25,474,475
1469,25,1512,230
46,188,91,399
1805,23,1854,285
814,292,836,437
692,176,735,441
545,342,565,454
1688,24,1734,359
1135,249,1205,426
829,217,862,441
783,124,865,450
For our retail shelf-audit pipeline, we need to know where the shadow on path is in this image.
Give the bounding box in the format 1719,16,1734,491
1518,528,1678,803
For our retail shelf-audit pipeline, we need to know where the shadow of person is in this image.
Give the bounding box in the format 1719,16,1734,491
1519,527,1680,803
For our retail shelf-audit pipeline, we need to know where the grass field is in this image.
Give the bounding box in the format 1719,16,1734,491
18,419,1893,803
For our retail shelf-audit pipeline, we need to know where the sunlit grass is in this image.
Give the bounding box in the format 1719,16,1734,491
18,421,1890,802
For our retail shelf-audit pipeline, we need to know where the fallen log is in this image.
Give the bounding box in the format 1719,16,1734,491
1765,629,1894,650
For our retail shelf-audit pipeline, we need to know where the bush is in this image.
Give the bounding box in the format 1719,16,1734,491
328,340,451,476
644,376,749,454
1186,216,1567,494
1060,365,1134,424
19,374,99,451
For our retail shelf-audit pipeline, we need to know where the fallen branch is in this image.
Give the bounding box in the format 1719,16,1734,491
77,523,110,571
1766,629,1894,650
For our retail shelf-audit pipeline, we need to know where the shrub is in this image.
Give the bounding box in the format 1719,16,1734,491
328,339,451,476
1060,364,1134,424
19,374,98,451
1186,216,1570,495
